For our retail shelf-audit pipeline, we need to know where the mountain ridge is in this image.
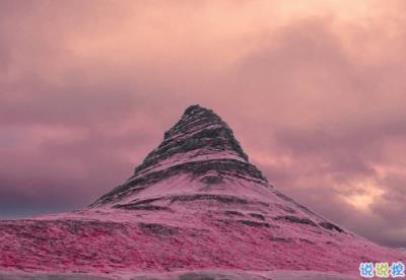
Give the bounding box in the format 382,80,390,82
90,105,265,208
0,105,403,279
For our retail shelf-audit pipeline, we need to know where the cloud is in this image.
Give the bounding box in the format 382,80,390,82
0,1,405,248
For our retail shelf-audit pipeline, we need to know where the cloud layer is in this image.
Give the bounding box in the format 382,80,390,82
1,0,405,248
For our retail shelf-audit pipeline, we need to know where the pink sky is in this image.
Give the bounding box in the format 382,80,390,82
0,1,405,248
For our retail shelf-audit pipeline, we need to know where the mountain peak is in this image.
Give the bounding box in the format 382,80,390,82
135,105,250,177
183,104,217,117
163,104,234,143
91,105,264,207
180,104,225,127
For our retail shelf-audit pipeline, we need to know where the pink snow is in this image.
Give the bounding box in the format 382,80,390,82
0,194,404,276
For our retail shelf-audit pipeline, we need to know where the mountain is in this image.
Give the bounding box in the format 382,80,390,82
0,105,403,280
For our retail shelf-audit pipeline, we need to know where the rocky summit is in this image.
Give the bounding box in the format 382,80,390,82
90,105,265,209
0,105,403,280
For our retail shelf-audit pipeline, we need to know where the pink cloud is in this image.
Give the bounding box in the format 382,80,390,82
0,1,405,247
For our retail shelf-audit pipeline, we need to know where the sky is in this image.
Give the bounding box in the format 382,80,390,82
0,0,405,248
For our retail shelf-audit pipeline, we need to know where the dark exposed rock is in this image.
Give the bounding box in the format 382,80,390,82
224,210,244,216
200,175,223,184
237,220,273,228
130,198,164,205
273,215,318,227
138,223,178,236
319,222,344,233
170,194,249,205
114,204,170,211
299,238,315,244
112,197,170,211
275,203,296,214
249,213,265,221
270,237,292,242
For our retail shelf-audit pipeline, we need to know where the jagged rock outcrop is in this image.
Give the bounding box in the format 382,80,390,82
91,105,266,208
0,105,403,279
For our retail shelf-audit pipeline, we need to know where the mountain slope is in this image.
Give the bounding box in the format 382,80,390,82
0,105,403,278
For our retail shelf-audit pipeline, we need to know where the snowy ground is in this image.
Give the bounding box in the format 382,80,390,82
0,270,359,280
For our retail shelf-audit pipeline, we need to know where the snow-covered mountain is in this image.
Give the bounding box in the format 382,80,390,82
0,105,403,279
